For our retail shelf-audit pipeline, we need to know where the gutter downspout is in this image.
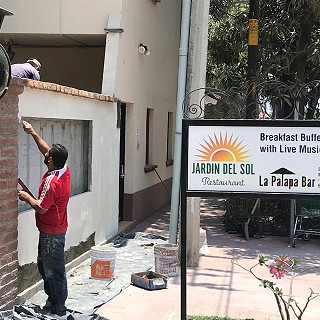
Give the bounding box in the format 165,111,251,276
169,0,192,244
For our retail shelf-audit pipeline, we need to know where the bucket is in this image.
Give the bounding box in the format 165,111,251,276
154,244,179,277
90,246,116,279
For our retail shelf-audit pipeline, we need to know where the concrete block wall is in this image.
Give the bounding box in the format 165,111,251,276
0,78,23,310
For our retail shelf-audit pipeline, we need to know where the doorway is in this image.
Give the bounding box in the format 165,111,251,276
118,102,126,221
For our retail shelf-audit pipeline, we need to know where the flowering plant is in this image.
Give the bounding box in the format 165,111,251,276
233,255,319,320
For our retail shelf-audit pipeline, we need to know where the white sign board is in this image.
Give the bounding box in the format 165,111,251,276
186,120,320,196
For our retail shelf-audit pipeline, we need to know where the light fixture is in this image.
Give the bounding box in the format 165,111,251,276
138,43,151,56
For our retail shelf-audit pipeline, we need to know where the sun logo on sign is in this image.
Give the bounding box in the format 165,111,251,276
196,132,251,162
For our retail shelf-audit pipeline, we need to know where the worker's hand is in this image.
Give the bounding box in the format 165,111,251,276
22,121,35,135
18,190,31,202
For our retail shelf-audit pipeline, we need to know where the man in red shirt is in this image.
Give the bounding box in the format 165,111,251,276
18,121,70,319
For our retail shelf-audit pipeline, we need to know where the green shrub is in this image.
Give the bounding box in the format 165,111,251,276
222,198,292,237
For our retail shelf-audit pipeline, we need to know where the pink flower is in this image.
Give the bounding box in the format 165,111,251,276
270,265,285,279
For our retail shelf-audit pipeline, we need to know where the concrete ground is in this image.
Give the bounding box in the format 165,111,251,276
97,198,320,320
23,198,320,320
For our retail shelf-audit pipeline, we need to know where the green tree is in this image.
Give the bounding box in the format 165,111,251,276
207,0,320,119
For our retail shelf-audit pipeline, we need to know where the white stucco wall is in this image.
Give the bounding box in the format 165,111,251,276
1,0,121,93
17,87,119,265
1,0,122,34
111,0,181,194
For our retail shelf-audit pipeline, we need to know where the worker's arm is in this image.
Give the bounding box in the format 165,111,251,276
18,190,47,214
22,121,50,156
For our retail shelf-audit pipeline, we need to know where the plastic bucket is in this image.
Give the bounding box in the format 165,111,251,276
154,244,179,277
90,246,116,279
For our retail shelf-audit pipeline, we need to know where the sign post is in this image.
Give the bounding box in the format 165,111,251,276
246,0,259,118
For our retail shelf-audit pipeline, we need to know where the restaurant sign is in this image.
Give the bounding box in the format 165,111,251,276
184,119,320,197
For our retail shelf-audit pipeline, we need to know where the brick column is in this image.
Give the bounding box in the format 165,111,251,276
0,78,24,310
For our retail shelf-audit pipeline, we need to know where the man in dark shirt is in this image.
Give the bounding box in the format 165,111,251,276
11,58,41,80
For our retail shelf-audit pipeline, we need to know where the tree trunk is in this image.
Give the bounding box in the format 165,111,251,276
288,0,316,119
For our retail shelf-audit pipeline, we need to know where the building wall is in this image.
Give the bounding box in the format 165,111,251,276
0,0,182,223
0,0,184,307
0,79,20,310
17,81,119,265
109,0,181,221
1,0,122,34
0,77,119,308
116,0,180,191
0,0,120,92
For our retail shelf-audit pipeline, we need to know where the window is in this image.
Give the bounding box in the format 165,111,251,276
145,108,156,173
18,118,91,212
166,112,174,166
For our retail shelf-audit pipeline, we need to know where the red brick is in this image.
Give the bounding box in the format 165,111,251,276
0,117,10,125
0,282,18,304
1,104,18,114
0,168,18,179
0,245,8,256
0,269,18,286
0,79,19,309
7,83,25,95
12,250,18,261
0,221,18,233
8,95,19,106
6,240,18,254
0,159,10,167
0,253,18,271
0,179,18,190
0,159,19,169
0,242,18,260
0,232,18,249
0,190,18,201
1,147,18,157
0,180,9,188
6,200,19,210
0,126,18,136
10,159,19,167
0,264,6,274
0,203,5,211
0,225,8,233
0,212,18,223
0,138,18,148
0,94,9,103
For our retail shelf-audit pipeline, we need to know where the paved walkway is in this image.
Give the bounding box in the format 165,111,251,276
97,198,320,320
26,198,320,320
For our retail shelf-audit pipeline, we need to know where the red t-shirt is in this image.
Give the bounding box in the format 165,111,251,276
36,165,71,234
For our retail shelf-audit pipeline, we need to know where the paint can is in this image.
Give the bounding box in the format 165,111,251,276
154,244,179,277
90,246,116,279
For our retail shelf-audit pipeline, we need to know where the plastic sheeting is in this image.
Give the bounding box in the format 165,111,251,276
0,304,108,320
16,233,168,319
